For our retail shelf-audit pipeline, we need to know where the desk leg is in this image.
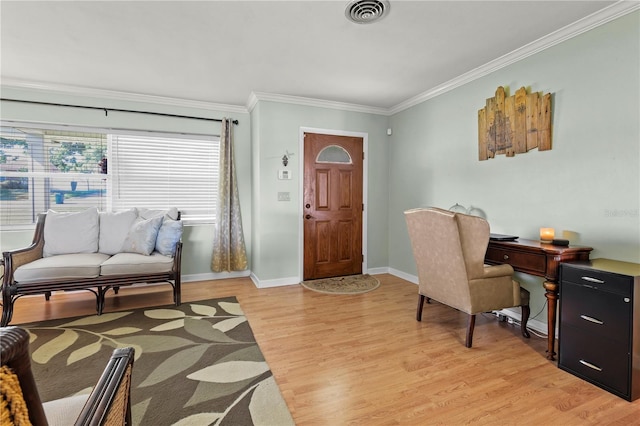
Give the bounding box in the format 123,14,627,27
543,281,558,360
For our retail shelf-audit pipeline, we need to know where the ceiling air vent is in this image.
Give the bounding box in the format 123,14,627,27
345,0,390,24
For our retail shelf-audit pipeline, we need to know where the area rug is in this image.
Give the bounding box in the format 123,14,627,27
22,297,294,426
301,274,380,294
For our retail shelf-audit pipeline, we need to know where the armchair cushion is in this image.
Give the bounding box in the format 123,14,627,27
42,394,90,426
43,207,99,257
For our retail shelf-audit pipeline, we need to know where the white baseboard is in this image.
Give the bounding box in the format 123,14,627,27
249,272,300,289
367,267,390,275
495,308,551,336
182,271,251,283
388,268,418,284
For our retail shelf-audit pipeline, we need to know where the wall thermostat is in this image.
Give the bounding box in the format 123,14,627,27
278,170,292,180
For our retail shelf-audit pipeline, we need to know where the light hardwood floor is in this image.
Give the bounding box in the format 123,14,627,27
9,274,640,425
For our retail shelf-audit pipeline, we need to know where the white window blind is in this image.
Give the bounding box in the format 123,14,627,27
1,122,220,228
110,133,219,223
0,125,107,227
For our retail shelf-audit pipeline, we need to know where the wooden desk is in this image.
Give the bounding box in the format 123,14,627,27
485,238,593,360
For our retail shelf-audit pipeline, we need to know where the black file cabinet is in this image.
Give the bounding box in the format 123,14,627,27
558,259,640,401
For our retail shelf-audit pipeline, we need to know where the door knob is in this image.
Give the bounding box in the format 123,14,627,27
305,204,311,208
305,214,312,219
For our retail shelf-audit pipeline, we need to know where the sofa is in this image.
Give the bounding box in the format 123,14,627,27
1,207,183,326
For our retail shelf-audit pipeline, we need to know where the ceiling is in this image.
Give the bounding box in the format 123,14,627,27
0,1,629,112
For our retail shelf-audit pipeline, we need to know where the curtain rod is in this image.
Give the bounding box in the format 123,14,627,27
0,98,239,125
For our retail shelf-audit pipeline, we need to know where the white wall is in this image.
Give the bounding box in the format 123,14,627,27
388,12,640,323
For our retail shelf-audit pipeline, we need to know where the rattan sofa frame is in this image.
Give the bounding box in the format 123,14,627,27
1,213,182,326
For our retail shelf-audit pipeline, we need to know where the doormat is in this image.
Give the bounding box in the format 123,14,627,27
301,274,380,295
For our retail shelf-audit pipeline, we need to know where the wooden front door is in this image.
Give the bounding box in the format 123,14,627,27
303,132,363,280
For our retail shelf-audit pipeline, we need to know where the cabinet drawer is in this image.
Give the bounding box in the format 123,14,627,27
559,324,630,398
485,247,546,275
560,282,631,341
561,265,632,296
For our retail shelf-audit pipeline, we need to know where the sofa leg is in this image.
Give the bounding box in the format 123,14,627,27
44,291,51,301
94,287,105,315
174,280,181,306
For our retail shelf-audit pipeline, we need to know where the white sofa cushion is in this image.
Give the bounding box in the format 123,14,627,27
98,208,138,255
138,207,179,220
43,207,99,257
100,252,174,276
155,218,183,256
122,216,163,255
14,253,110,283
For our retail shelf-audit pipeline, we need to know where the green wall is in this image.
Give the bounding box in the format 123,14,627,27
388,12,640,323
249,100,389,284
1,11,638,326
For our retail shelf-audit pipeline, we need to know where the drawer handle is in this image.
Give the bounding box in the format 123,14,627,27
579,359,603,372
503,255,509,260
580,315,604,325
581,276,605,284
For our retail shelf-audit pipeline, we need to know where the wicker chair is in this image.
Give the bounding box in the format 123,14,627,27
404,207,530,347
0,326,134,426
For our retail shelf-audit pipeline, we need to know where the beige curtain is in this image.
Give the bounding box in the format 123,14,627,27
211,118,248,272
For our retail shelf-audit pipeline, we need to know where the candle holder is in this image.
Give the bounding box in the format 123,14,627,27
540,228,555,244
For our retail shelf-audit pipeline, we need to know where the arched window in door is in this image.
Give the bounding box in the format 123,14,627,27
316,145,352,164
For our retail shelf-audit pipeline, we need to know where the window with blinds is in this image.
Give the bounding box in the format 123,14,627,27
110,133,219,222
0,125,107,226
0,123,219,228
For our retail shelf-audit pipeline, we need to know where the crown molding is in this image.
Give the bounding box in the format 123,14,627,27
0,78,249,115
389,0,640,115
247,91,389,116
2,2,636,118
246,91,260,112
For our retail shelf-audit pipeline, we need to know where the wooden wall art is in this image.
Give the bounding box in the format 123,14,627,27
478,86,552,160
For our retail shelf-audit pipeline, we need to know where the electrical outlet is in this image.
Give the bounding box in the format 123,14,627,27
278,192,290,201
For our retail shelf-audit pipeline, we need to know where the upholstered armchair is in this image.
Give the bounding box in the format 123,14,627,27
0,326,134,426
404,207,530,348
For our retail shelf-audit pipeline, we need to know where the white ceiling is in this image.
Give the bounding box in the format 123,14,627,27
0,1,631,112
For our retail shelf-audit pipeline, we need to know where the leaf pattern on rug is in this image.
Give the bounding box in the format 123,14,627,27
31,329,78,364
139,344,210,388
23,297,294,426
68,341,102,365
188,361,270,383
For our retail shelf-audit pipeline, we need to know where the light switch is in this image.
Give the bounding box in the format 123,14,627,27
278,170,292,180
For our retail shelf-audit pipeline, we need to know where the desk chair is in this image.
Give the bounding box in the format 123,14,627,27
405,207,530,347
